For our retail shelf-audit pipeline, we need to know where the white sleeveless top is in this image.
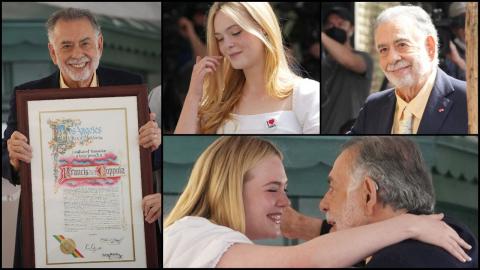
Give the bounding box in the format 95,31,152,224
217,78,320,134
163,216,253,268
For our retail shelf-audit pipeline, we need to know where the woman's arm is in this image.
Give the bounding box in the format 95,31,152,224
174,91,202,134
174,56,223,134
217,213,472,267
321,32,367,74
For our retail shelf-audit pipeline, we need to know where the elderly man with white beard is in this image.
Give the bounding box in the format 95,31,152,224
350,5,468,134
2,8,161,267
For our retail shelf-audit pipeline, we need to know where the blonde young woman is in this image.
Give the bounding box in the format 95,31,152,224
163,137,471,267
174,2,319,134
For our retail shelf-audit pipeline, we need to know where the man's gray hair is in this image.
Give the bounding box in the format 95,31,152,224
46,8,101,42
374,5,439,66
342,137,435,214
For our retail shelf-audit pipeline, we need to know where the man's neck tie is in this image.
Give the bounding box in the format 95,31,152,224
398,108,413,134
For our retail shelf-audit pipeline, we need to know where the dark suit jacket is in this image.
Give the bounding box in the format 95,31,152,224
1,66,161,266
350,68,468,134
366,216,478,268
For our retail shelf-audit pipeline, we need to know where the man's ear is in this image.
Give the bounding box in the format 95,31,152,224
97,33,104,56
425,35,436,61
362,176,378,216
48,43,58,65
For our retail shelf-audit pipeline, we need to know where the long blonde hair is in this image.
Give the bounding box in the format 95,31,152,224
199,2,300,133
164,136,283,234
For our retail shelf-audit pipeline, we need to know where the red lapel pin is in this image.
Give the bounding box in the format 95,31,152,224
266,118,276,128
438,108,445,113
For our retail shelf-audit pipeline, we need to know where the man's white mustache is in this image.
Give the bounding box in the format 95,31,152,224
386,60,410,72
67,56,90,65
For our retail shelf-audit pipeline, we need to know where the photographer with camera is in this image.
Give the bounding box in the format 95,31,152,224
321,6,373,134
445,2,467,81
435,3,466,81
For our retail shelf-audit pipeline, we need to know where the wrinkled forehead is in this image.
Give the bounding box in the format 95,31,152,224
331,149,354,179
374,18,421,46
50,18,98,41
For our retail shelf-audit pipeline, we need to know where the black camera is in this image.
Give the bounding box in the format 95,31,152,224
432,7,465,65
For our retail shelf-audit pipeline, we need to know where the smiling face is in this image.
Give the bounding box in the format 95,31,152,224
243,154,290,240
319,148,368,231
48,18,103,87
375,18,434,90
213,10,265,70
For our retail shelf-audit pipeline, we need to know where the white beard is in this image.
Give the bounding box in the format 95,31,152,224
58,54,100,82
384,52,432,89
325,201,366,231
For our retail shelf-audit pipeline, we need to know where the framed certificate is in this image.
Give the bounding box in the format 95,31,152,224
16,85,158,268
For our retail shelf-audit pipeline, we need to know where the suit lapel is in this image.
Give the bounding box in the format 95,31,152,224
96,67,107,86
418,69,454,133
377,90,396,133
51,70,61,88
